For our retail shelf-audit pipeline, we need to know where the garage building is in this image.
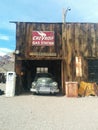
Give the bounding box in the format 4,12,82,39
13,22,98,95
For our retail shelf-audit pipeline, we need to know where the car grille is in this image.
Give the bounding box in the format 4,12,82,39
37,83,49,88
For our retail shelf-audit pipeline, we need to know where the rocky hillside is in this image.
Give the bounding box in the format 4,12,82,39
0,53,15,72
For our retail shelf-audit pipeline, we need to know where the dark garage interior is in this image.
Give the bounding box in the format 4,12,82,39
21,60,62,92
88,59,98,84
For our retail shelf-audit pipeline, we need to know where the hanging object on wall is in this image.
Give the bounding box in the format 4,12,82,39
75,56,82,77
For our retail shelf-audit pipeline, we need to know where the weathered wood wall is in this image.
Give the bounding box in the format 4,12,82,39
16,22,62,59
62,23,98,82
15,22,98,94
15,22,63,94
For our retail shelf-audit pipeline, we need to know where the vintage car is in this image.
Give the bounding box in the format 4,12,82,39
30,73,59,94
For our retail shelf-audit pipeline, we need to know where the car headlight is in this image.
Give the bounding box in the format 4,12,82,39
32,82,36,88
51,82,58,87
53,82,57,86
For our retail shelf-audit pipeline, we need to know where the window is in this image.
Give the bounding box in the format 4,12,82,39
36,67,48,73
88,59,98,84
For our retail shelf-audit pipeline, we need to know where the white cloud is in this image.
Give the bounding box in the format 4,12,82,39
0,52,6,56
0,48,13,56
0,34,9,41
0,48,13,52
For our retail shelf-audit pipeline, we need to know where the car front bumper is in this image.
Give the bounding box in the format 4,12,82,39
30,87,59,94
30,88,37,93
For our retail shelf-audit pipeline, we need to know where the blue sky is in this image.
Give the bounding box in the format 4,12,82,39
0,0,98,55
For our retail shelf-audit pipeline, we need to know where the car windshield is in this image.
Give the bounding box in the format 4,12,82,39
34,73,53,81
37,77,53,83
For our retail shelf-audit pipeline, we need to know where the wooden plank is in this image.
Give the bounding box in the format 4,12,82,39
62,23,75,81
87,24,93,57
61,60,65,94
75,23,81,56
82,58,88,81
91,24,96,57
62,23,67,59
79,24,85,56
25,23,32,58
15,60,23,95
94,24,98,56
66,24,74,81
80,24,88,57
16,23,26,57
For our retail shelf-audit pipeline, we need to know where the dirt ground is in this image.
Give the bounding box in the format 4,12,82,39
0,83,98,130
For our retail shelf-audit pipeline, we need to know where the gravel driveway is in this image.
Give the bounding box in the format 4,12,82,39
0,83,98,130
